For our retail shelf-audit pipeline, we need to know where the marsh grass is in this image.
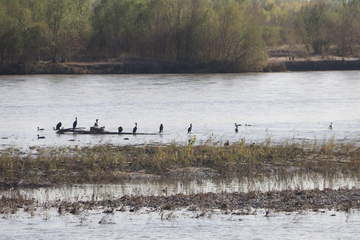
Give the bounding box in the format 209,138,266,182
0,137,360,188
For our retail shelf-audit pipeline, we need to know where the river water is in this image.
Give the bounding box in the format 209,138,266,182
1,71,360,238
1,71,360,149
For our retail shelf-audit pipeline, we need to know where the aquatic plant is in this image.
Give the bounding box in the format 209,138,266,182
0,138,359,188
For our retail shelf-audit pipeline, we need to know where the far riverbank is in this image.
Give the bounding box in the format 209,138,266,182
1,55,360,75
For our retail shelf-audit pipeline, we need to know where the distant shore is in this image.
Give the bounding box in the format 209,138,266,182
265,57,360,72
1,55,360,75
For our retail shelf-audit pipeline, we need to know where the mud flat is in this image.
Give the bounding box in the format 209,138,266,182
1,187,359,215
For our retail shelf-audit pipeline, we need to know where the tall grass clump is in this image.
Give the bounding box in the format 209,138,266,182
0,138,360,188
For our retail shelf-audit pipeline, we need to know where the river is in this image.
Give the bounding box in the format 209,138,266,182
1,71,360,149
1,71,360,238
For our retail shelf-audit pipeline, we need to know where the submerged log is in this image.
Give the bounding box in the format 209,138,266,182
56,127,158,135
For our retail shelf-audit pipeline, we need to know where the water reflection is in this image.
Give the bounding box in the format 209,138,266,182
2,173,358,204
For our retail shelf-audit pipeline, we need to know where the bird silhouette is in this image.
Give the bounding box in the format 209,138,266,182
187,123,192,134
118,126,123,133
133,123,137,134
37,135,45,139
73,117,77,130
329,122,333,129
55,122,62,130
159,124,163,133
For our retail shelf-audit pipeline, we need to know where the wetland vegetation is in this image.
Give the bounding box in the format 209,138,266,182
1,137,360,217
1,137,359,189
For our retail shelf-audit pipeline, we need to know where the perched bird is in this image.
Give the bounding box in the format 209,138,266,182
329,122,333,130
133,123,137,134
55,122,62,130
187,123,192,134
235,123,241,127
235,126,238,133
159,124,163,133
118,126,123,133
94,119,99,128
224,140,230,146
73,117,77,130
37,135,45,139
37,127,44,131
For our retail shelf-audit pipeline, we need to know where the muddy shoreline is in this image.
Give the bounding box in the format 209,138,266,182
1,57,360,74
1,188,359,215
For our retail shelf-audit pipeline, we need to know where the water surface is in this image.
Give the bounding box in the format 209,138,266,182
1,71,360,149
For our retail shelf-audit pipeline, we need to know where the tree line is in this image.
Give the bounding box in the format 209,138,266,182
1,0,360,72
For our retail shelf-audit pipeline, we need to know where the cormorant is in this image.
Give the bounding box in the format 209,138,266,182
94,119,99,128
329,122,333,129
56,122,62,130
235,126,238,133
133,123,137,134
187,123,192,134
159,124,163,133
73,117,77,130
118,126,123,133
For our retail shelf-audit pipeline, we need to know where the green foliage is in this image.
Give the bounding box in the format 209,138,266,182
45,0,92,62
336,0,360,55
294,1,336,54
3,0,360,68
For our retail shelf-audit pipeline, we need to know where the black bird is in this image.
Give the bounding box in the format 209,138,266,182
56,122,62,130
118,126,123,133
133,123,137,134
159,124,163,133
94,119,99,128
235,123,241,127
187,123,192,134
37,127,44,131
73,117,77,130
235,126,238,133
329,122,333,130
37,135,45,139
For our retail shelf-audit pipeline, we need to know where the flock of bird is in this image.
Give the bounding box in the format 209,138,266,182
52,117,178,134
37,117,335,139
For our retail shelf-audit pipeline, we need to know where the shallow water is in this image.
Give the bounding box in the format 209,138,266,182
1,173,359,204
1,71,360,150
2,207,360,239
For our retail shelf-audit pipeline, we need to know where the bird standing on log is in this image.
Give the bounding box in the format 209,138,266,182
159,124,163,133
133,123,137,134
56,122,62,130
73,117,77,130
118,126,123,133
